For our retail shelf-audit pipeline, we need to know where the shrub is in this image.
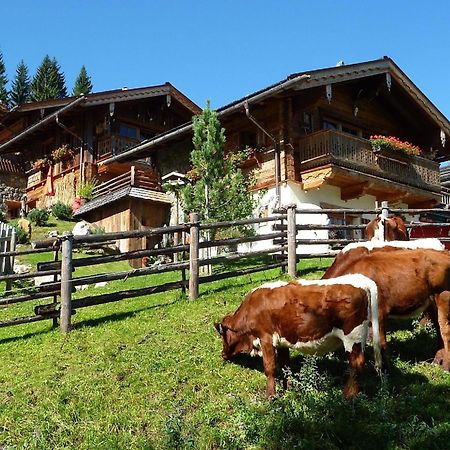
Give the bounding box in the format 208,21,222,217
13,224,30,244
28,208,50,226
52,202,74,221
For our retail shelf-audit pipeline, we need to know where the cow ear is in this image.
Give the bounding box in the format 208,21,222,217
214,322,226,335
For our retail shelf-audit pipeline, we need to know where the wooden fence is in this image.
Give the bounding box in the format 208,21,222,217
0,223,16,292
1,201,450,335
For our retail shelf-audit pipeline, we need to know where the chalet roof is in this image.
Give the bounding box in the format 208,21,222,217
0,83,201,155
8,83,200,114
74,186,172,217
0,96,86,154
101,57,450,165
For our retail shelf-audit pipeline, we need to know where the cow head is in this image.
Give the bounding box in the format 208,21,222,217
214,316,254,360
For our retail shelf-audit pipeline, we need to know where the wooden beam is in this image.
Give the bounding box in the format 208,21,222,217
341,182,368,201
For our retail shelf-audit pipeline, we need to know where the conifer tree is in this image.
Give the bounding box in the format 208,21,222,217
181,101,256,233
10,60,30,106
0,50,9,106
30,55,67,101
72,65,93,96
52,57,67,98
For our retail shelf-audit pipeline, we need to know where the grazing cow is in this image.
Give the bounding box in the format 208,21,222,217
215,275,381,399
365,215,409,241
326,238,444,279
322,244,450,371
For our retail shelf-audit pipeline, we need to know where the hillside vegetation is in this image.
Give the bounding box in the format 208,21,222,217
0,220,449,449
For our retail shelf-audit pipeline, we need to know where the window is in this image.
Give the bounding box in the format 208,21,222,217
239,130,257,149
140,130,155,142
119,124,138,139
322,120,338,130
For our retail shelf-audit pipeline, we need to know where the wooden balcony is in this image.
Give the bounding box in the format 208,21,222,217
97,134,139,158
92,165,160,199
298,130,441,196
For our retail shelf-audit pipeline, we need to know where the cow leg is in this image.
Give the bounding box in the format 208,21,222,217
433,291,450,371
378,318,390,373
343,343,365,399
277,347,290,391
427,299,444,349
260,339,277,399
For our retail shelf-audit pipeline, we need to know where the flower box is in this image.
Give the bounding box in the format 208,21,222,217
370,135,422,159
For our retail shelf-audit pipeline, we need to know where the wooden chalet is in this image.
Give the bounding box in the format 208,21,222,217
101,57,450,236
0,84,200,258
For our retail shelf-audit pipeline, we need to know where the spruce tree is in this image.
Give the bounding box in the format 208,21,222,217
10,60,30,106
72,65,92,96
30,55,67,101
52,57,67,98
181,101,256,234
0,50,9,106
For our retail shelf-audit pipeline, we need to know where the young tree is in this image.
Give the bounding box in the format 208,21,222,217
182,102,256,233
72,65,93,96
0,50,9,106
10,60,30,106
30,55,67,101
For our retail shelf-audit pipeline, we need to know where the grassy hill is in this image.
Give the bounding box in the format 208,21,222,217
0,219,449,449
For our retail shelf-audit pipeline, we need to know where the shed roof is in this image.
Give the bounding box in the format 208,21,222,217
74,187,172,217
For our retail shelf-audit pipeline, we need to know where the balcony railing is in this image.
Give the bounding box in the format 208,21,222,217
26,153,81,188
92,166,160,199
298,130,441,192
97,134,139,158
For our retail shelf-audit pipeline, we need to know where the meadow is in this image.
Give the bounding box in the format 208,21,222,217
0,221,449,449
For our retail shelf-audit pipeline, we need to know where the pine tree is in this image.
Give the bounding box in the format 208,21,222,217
10,60,30,106
52,57,67,98
181,101,256,235
0,50,9,106
72,65,93,96
30,55,67,101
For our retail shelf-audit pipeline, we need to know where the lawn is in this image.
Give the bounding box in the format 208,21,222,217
0,220,449,449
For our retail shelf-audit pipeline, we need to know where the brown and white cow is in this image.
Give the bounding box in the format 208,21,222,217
322,242,450,371
215,275,381,399
365,215,409,241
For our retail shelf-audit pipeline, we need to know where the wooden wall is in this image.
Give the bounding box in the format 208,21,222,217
82,197,169,268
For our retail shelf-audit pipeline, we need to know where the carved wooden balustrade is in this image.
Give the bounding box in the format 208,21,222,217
298,130,440,192
91,166,161,199
97,134,139,157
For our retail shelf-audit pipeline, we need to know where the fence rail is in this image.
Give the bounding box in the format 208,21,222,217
2,201,450,335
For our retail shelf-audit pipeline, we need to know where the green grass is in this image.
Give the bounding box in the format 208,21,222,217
0,220,449,449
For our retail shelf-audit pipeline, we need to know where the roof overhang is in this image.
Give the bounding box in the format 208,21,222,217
100,57,450,165
0,95,86,155
100,73,312,164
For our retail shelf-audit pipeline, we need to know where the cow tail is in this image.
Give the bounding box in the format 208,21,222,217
365,280,382,371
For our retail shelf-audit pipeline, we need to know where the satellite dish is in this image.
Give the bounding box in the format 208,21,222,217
336,60,345,67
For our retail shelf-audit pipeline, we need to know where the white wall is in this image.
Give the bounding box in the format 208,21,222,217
239,181,411,254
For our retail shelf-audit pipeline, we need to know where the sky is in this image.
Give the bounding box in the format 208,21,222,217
1,0,449,118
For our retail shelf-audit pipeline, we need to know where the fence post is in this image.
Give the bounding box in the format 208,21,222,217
380,201,389,242
5,228,16,292
189,212,199,300
287,204,297,278
60,233,74,333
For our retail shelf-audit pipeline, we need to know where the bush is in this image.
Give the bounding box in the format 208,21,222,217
28,208,50,226
52,202,73,221
13,224,30,244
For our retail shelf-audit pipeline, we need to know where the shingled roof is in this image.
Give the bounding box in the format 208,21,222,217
74,186,172,217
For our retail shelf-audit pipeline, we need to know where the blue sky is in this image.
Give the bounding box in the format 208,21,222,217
1,1,449,118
